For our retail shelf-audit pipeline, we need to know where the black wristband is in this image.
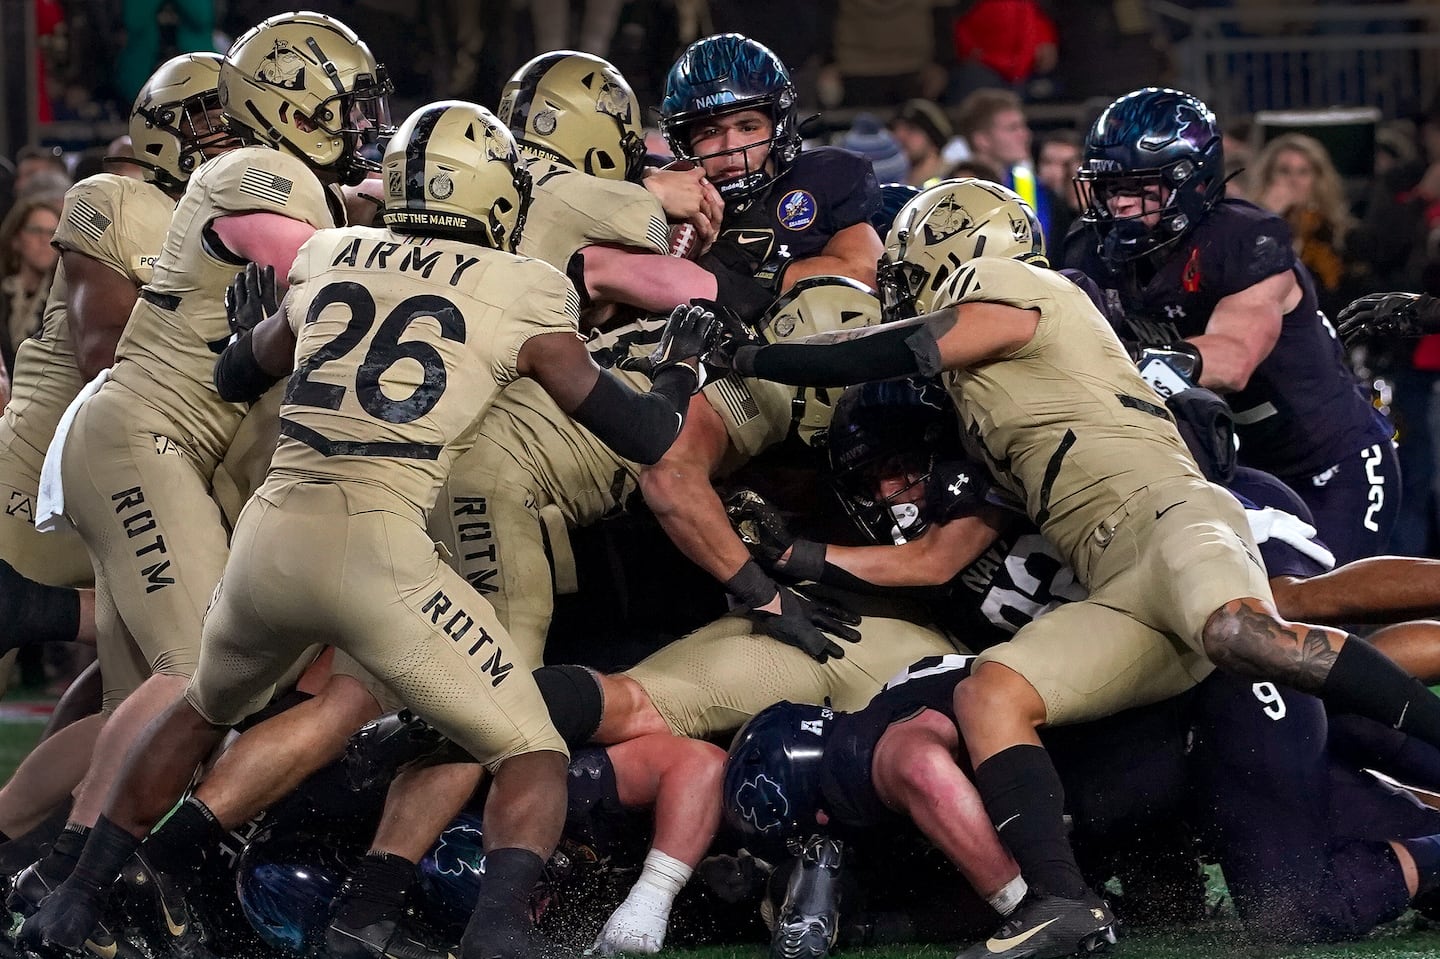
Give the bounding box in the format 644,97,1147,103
214,330,284,403
725,559,779,609
779,538,827,581
710,263,777,322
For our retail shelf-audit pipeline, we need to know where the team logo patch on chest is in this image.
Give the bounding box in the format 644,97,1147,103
777,189,817,231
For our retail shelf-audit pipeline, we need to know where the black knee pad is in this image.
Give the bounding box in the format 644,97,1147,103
533,665,604,747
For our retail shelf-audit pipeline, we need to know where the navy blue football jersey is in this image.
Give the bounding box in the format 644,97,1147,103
699,147,880,284
1063,200,1384,478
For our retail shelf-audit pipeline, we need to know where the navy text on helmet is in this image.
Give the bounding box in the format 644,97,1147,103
659,34,801,200
1073,87,1225,265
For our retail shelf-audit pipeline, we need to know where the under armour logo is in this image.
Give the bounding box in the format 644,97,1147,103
1164,304,1186,319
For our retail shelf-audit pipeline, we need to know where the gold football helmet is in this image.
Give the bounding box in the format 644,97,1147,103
497,51,646,182
219,11,392,185
127,53,235,191
877,178,1047,321
382,100,532,253
761,275,881,447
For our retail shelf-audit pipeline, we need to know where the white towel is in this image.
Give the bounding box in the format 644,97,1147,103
36,368,110,532
1245,506,1336,571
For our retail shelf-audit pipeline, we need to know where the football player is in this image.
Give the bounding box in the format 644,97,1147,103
1061,88,1398,564
9,12,393,958
17,100,714,959
0,50,233,871
708,176,1440,957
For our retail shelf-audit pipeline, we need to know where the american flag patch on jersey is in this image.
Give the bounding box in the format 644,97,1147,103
68,197,111,244
645,217,669,251
712,374,760,424
239,168,294,205
564,286,582,321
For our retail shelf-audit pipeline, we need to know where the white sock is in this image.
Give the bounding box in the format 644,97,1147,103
588,849,693,955
988,875,1029,916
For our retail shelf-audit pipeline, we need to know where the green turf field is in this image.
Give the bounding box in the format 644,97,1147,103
5,714,1440,959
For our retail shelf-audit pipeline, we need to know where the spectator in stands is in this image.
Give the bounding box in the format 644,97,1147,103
1035,128,1082,215
955,87,1072,241
0,196,61,379
950,0,1058,99
839,113,910,185
817,0,952,108
531,0,625,58
943,157,1002,182
12,146,67,195
890,98,954,187
1255,132,1354,316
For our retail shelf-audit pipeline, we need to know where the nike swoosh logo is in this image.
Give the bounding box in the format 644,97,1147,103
985,916,1060,952
161,900,186,938
1155,501,1186,520
996,813,1021,832
85,938,118,959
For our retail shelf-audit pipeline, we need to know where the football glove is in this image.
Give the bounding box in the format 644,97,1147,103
749,585,861,663
1336,292,1440,343
224,262,278,338
617,303,717,388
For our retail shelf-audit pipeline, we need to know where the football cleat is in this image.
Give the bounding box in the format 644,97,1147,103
955,892,1117,959
116,852,216,959
771,836,845,959
15,882,144,959
324,913,457,959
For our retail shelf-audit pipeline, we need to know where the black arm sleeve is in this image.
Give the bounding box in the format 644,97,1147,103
570,365,695,465
214,330,285,403
733,316,942,385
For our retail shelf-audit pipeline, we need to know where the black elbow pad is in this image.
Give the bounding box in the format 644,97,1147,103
214,331,284,404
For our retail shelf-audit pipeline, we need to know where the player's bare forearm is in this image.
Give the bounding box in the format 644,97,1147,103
1272,557,1440,625
824,510,1006,587
581,246,718,312
643,461,757,586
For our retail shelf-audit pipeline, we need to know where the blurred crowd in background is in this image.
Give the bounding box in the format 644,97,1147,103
5,0,1440,698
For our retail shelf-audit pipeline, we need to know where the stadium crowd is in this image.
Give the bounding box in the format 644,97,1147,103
4,5,1440,959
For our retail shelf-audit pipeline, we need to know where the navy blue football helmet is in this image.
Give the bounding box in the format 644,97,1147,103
1074,87,1225,265
659,33,801,199
236,828,362,955
723,701,833,854
828,377,966,545
415,811,485,934
869,182,922,238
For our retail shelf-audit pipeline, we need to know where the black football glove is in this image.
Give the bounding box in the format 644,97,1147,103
617,303,717,387
925,458,992,525
749,585,861,663
726,488,797,569
224,262,279,338
703,303,765,375
1336,292,1440,343
726,488,827,580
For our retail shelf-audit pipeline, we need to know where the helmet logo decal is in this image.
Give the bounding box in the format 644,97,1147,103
533,108,557,136
482,125,512,162
777,190,817,231
922,194,974,243
595,78,632,124
1009,213,1031,246
428,171,454,199
255,40,307,90
735,774,789,832
773,315,796,337
433,824,485,877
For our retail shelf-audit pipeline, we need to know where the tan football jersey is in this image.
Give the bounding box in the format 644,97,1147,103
517,156,669,270
265,226,582,518
936,257,1202,581
107,147,338,467
0,175,174,476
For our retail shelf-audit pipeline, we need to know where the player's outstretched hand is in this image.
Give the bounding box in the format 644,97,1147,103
750,585,861,663
619,303,717,388
703,304,764,374
225,262,279,337
1337,292,1440,343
